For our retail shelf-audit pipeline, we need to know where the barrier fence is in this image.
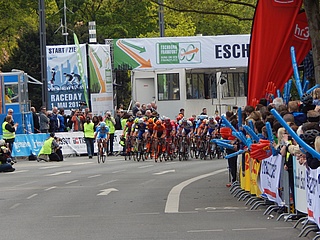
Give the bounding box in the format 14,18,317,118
238,152,320,231
10,130,123,157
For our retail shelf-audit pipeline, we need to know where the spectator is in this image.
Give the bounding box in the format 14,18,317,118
83,116,95,159
39,106,50,133
2,115,18,155
38,132,63,161
114,109,123,130
49,107,59,133
104,111,116,156
31,107,40,133
71,110,85,131
0,140,15,172
58,108,66,132
200,107,207,115
132,102,141,117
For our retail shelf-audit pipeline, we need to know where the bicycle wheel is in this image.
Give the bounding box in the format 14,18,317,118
101,148,106,163
97,144,101,164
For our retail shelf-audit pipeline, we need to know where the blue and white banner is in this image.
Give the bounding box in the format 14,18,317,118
10,130,124,157
306,167,320,228
258,154,283,205
12,133,49,157
46,44,88,112
293,156,307,214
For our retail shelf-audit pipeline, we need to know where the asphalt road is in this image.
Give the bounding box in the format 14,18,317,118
0,155,315,240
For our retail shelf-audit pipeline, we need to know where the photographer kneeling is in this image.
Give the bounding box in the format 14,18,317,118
0,140,15,172
38,133,63,161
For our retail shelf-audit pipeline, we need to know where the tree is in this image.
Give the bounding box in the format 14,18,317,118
304,0,320,84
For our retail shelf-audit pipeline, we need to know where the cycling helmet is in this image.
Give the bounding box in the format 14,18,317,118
182,118,188,123
189,117,194,122
128,116,134,122
156,120,162,125
164,117,171,123
138,118,144,124
148,118,154,124
100,122,106,128
198,115,208,120
300,129,320,145
203,119,209,124
134,118,139,124
208,116,214,121
301,93,313,105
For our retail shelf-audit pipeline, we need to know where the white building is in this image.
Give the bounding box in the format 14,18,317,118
113,34,250,118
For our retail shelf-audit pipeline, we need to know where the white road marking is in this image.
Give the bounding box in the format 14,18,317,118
10,203,21,209
6,170,29,174
46,171,71,176
44,186,57,191
207,210,236,213
53,215,80,218
153,169,175,175
72,162,93,165
165,162,177,165
39,166,61,169
65,180,79,185
135,212,160,215
97,188,119,196
232,228,267,231
88,174,101,178
98,179,118,186
188,229,223,233
112,170,126,174
165,168,227,213
14,181,37,187
27,194,38,199
138,165,153,169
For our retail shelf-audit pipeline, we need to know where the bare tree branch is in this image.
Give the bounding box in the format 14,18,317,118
150,0,254,21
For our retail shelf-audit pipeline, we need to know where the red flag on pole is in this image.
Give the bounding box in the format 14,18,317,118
247,0,304,104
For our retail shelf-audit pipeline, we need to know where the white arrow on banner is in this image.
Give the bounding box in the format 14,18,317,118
153,170,176,175
46,171,72,176
97,188,119,196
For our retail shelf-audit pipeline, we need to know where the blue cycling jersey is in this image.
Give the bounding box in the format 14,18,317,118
96,126,109,139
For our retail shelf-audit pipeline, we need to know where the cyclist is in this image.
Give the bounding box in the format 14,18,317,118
152,120,166,162
177,118,194,140
121,116,135,155
146,118,155,156
163,117,176,156
94,122,110,156
133,118,148,142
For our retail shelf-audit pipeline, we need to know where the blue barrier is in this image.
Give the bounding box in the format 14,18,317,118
290,46,303,98
306,84,320,94
270,109,320,159
265,122,277,156
237,108,242,129
225,150,245,159
243,125,260,142
11,133,49,157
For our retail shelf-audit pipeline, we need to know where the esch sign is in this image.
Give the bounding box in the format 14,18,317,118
214,43,249,59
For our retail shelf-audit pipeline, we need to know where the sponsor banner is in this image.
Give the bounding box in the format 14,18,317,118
12,133,49,157
10,131,124,157
88,44,113,115
293,156,307,214
113,35,250,70
46,44,88,111
258,154,283,205
305,167,320,227
250,157,261,196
